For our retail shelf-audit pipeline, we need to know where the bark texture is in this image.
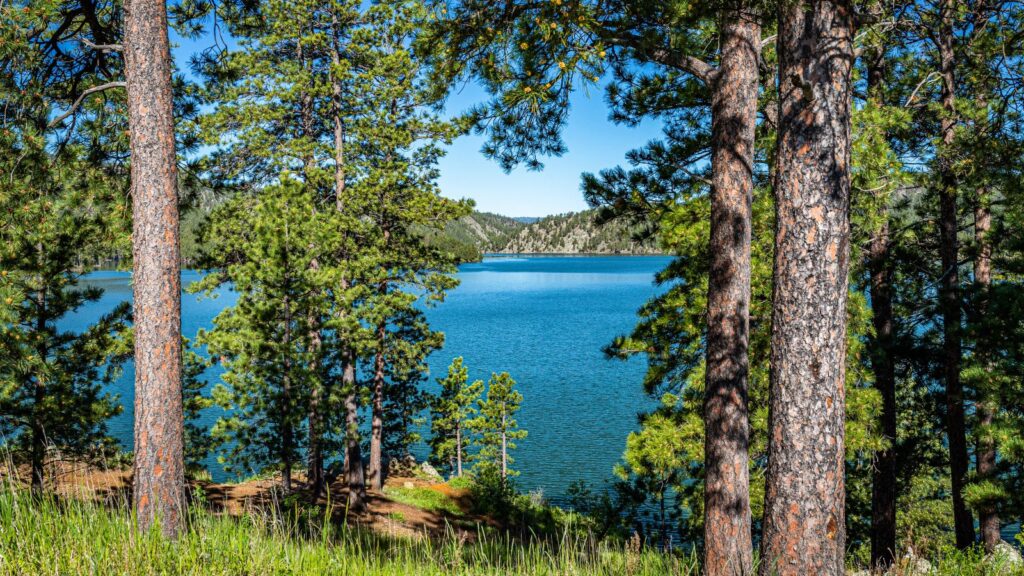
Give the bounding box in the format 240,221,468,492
500,411,507,479
329,25,364,509
456,424,463,477
760,1,853,573
306,314,324,498
702,7,759,576
124,0,186,538
281,291,293,493
936,0,975,546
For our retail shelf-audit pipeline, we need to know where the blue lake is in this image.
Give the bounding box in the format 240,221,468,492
70,255,671,503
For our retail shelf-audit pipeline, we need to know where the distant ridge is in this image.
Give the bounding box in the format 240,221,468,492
497,211,660,255
183,204,661,265
512,216,541,224
422,209,661,261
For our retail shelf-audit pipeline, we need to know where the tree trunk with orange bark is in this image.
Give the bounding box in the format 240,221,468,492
124,0,186,539
760,1,854,573
702,7,759,576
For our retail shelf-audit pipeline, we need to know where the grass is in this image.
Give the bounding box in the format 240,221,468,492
0,487,691,576
382,484,463,516
0,479,1018,575
843,545,1024,576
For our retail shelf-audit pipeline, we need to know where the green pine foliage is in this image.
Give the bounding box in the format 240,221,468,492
193,182,323,481
469,372,527,479
0,144,131,488
0,2,131,488
190,0,470,484
182,339,219,479
429,357,484,477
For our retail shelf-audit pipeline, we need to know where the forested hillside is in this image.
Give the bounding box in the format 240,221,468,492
419,211,525,261
427,209,662,259
499,211,660,255
190,208,661,263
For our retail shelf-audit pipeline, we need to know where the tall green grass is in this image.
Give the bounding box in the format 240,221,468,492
0,481,1019,575
0,487,692,575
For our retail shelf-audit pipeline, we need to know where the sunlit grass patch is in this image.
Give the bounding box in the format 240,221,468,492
383,483,464,516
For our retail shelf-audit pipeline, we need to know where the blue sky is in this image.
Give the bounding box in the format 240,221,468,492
172,28,664,218
436,83,664,217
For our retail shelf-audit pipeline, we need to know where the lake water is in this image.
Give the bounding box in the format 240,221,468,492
69,255,671,503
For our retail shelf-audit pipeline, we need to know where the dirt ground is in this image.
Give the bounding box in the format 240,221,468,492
6,462,487,541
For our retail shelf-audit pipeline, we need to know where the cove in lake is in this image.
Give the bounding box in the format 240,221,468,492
69,255,671,504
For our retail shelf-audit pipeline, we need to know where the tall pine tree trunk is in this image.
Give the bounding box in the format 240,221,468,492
974,187,999,550
281,290,293,493
760,1,853,573
936,0,974,546
869,218,898,567
30,284,47,495
500,410,507,480
368,320,386,491
865,50,897,571
702,8,758,575
342,350,366,509
329,21,365,508
869,217,898,568
124,0,185,538
307,315,324,498
296,38,324,500
456,424,463,477
30,380,46,494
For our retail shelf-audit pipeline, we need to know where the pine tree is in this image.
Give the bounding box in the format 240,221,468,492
123,0,188,537
934,0,975,546
857,24,903,567
350,0,469,490
878,0,1024,551
615,405,687,550
760,0,855,573
430,357,483,477
0,138,130,494
470,372,526,480
196,0,354,495
192,0,468,498
193,182,322,490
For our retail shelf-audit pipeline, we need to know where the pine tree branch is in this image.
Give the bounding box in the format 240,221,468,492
48,81,126,127
603,32,716,85
904,72,939,107
80,38,123,52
